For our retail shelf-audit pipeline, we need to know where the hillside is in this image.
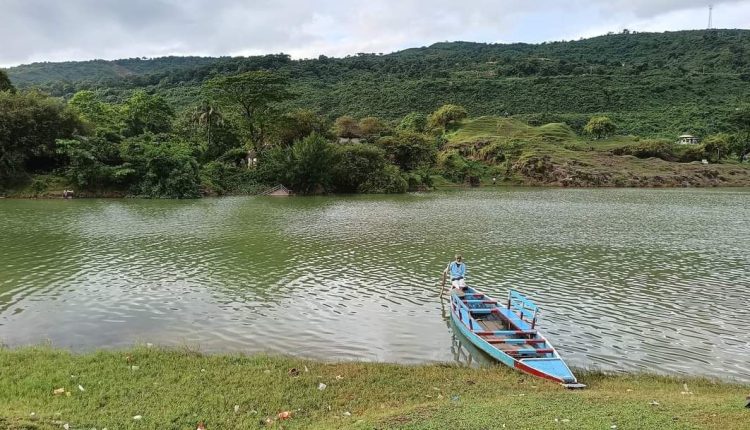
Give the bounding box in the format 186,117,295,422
5,29,750,138
441,116,750,187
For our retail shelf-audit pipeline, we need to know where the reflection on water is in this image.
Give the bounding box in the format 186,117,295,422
0,188,748,382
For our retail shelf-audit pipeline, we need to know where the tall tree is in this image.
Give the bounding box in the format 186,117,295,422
122,90,174,137
275,109,331,147
288,132,333,194
204,71,292,150
0,91,83,185
68,90,122,135
0,70,14,93
189,100,224,153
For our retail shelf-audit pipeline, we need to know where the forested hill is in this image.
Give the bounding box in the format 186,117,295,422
6,29,750,137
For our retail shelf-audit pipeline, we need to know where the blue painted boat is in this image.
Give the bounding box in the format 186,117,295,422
450,287,585,388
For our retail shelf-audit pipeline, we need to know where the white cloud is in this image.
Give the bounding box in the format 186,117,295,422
1,0,749,67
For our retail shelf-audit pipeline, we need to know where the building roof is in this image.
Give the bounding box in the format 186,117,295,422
678,134,696,138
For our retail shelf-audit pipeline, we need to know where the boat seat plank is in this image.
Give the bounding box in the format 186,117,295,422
474,330,537,336
477,320,505,331
485,338,546,344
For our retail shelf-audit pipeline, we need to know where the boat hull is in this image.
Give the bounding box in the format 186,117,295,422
449,287,582,386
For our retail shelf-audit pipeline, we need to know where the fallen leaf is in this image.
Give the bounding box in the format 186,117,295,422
53,388,66,396
277,411,292,420
318,383,327,391
650,401,660,406
304,366,309,373
77,385,85,392
335,375,343,380
288,368,300,377
130,365,139,371
63,424,70,430
133,415,143,420
196,421,206,430
234,405,240,413
343,411,351,416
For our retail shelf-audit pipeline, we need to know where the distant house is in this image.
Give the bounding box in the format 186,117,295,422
677,134,700,145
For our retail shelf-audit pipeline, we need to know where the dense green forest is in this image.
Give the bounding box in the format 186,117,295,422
2,29,750,197
6,29,750,137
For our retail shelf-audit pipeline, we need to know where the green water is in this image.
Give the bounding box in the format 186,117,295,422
0,188,748,381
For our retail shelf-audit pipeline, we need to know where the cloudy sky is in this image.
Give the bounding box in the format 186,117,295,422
2,0,749,67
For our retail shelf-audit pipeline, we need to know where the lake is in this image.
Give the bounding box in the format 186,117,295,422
1,188,748,382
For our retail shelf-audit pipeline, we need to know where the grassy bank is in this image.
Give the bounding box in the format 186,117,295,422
1,347,748,429
443,117,750,187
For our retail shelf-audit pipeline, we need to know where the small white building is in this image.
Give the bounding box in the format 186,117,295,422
677,134,700,145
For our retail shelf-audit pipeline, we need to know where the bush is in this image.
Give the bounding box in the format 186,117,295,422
612,140,675,161
200,161,260,195
377,132,436,171
397,112,428,133
331,144,388,193
359,164,407,193
288,132,334,194
121,134,201,198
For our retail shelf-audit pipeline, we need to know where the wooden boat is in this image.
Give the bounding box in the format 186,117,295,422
450,287,585,388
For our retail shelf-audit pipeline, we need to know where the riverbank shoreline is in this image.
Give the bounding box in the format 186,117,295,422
1,347,747,429
3,180,750,200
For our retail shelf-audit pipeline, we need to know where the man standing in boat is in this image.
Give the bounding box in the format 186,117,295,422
444,254,466,290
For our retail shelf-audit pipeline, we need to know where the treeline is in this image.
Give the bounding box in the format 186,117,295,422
5,30,750,137
0,69,452,197
3,63,749,197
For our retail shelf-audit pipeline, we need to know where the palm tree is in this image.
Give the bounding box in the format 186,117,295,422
190,100,224,152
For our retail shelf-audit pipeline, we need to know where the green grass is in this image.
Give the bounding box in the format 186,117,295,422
440,117,750,187
1,347,748,429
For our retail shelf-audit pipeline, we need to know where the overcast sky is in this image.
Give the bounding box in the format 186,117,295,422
2,0,749,67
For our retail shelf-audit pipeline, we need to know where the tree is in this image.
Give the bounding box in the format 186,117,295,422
377,132,436,171
68,90,122,136
275,109,332,147
288,132,334,194
189,100,224,153
122,90,174,137
0,91,83,186
120,134,200,198
702,133,730,162
397,112,427,133
358,116,387,141
728,105,750,162
56,136,130,189
428,104,468,131
331,144,395,193
0,70,14,93
584,116,617,139
334,115,361,140
204,71,292,150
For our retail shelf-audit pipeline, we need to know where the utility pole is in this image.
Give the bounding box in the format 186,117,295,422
708,4,713,29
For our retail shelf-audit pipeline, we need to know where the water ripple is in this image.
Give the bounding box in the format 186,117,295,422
0,189,748,381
